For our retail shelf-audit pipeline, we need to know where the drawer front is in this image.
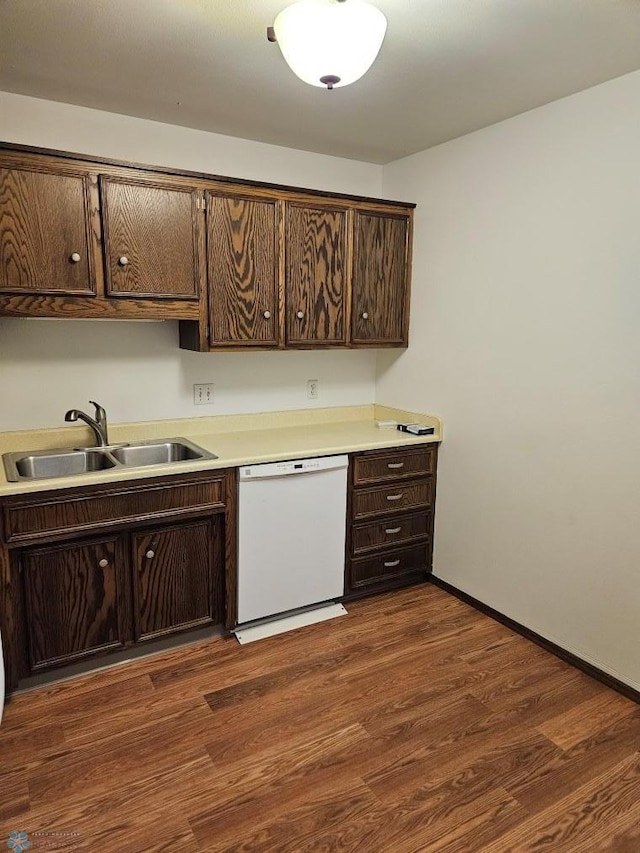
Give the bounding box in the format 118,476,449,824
352,479,433,520
4,475,225,543
351,511,431,556
353,446,436,485
349,544,428,590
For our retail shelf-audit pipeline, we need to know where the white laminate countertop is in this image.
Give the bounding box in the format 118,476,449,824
0,404,442,497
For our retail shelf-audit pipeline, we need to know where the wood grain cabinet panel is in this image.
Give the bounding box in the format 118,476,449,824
3,475,224,543
0,167,94,295
353,447,436,485
100,176,201,300
21,536,129,670
133,519,220,641
207,193,280,346
285,203,347,345
351,510,431,555
349,544,428,591
351,211,410,346
352,479,433,521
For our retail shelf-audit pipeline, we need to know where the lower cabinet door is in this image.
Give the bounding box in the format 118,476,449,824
132,518,220,641
22,536,129,671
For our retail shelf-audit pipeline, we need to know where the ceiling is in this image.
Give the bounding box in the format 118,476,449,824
1,0,640,164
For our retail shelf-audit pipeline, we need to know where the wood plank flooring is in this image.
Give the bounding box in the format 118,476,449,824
1,584,639,852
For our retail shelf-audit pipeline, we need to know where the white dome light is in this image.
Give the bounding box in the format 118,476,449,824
272,0,387,89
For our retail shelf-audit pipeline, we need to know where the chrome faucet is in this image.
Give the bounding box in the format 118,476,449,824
64,401,109,447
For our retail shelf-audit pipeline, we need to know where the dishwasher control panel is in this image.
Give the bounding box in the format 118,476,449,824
240,455,348,480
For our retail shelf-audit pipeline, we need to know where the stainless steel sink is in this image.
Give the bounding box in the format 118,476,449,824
110,439,215,468
3,437,216,482
7,449,117,481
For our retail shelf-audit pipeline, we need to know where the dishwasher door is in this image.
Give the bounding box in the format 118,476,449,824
238,455,348,624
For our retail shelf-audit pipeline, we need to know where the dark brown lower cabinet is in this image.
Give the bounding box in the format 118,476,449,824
0,470,230,692
346,445,438,597
19,517,223,673
133,518,222,641
22,535,129,670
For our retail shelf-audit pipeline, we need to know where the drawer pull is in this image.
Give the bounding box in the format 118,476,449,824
386,493,403,501
98,558,109,568
384,559,401,568
387,462,404,469
385,526,402,534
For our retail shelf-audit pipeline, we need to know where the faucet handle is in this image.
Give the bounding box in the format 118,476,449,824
89,400,107,424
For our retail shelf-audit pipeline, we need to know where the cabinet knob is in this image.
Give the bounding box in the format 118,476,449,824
145,550,155,559
362,312,369,320
263,310,271,319
118,256,130,267
296,310,304,319
69,252,81,263
98,558,109,568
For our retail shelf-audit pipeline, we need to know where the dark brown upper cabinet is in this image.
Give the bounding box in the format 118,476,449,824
206,192,280,347
285,203,348,346
0,143,414,341
100,176,201,300
351,211,411,347
0,166,95,296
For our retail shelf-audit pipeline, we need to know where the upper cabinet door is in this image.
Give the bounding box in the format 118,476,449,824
352,212,411,346
100,176,201,300
0,167,95,295
207,193,280,346
286,203,348,345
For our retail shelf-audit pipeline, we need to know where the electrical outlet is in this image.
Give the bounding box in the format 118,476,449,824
193,383,215,405
307,379,319,400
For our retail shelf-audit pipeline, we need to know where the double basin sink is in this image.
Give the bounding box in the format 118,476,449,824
3,438,217,482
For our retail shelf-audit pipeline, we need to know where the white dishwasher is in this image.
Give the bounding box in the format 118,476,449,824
237,455,348,625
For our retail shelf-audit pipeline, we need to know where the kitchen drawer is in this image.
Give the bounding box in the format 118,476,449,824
3,473,225,543
349,543,428,590
351,510,431,556
351,479,433,521
353,446,436,485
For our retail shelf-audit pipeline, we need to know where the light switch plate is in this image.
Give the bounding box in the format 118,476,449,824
194,383,214,405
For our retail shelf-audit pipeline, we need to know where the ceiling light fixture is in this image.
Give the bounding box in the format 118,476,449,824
267,0,387,90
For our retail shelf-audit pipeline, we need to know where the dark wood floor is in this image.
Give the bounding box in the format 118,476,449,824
1,584,639,852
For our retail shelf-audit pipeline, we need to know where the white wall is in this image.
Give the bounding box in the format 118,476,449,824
377,70,640,688
0,319,376,430
0,92,382,430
